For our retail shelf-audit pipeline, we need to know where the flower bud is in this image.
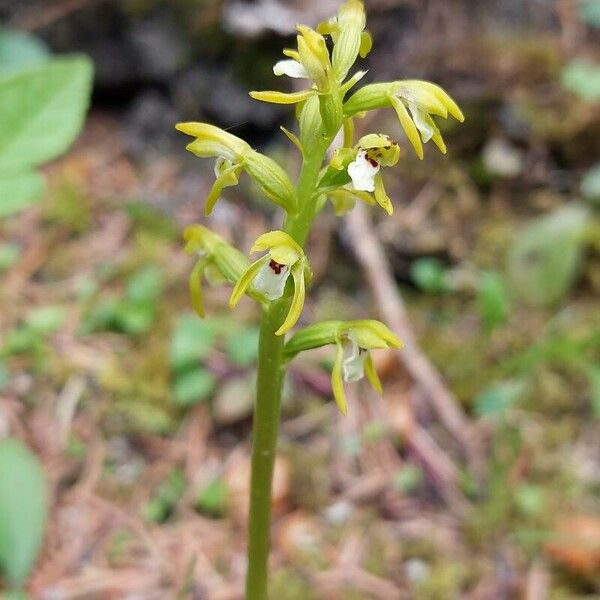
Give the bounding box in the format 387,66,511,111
319,92,344,138
296,25,332,91
331,0,367,82
243,150,298,213
299,95,324,150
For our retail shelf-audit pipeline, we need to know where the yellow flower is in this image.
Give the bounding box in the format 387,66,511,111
176,122,297,215
183,225,256,317
284,320,402,414
344,80,465,159
229,231,310,336
320,133,400,215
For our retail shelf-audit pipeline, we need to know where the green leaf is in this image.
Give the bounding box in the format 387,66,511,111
561,61,600,102
125,266,163,303
0,171,44,217
225,327,260,366
410,257,449,294
0,56,93,174
170,314,215,372
392,465,424,493
515,484,544,516
477,271,509,333
507,205,588,306
26,305,66,334
474,380,524,417
172,369,216,407
0,438,47,586
0,29,49,75
581,162,600,203
196,479,228,517
579,0,600,27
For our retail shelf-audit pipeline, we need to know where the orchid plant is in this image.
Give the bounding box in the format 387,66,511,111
176,2,464,597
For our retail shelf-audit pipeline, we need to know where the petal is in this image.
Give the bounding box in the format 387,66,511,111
350,320,403,349
347,151,379,192
342,339,366,382
373,172,393,215
253,259,290,301
331,342,348,415
250,231,304,265
189,258,208,317
389,94,423,160
249,89,315,105
403,80,464,122
229,255,270,307
407,101,434,143
359,31,373,58
275,263,306,335
273,59,310,79
364,353,383,394
205,159,240,216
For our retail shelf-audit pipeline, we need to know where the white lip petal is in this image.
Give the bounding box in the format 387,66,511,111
347,151,379,193
273,59,310,79
253,259,290,301
342,340,367,383
408,101,434,143
214,156,231,177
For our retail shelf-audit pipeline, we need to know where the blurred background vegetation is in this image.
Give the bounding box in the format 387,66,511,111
0,0,599,598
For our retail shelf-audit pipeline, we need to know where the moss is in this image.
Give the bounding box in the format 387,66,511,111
414,562,470,600
43,182,92,236
100,330,178,434
269,568,317,600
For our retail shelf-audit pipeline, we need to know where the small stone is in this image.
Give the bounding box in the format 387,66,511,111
212,376,254,426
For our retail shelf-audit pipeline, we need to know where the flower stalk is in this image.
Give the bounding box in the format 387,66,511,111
175,1,464,597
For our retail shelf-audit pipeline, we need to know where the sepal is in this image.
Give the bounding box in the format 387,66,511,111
243,150,298,213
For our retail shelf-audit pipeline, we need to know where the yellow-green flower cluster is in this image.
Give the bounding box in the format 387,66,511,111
176,0,464,413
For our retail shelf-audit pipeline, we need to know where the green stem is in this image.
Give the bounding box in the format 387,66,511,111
245,299,289,600
245,131,332,600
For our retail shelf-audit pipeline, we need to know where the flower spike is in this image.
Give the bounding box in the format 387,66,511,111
230,231,310,336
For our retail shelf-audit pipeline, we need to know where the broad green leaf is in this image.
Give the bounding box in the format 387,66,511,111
507,205,588,306
0,56,93,174
0,171,43,217
172,369,216,407
0,438,47,586
0,29,49,75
